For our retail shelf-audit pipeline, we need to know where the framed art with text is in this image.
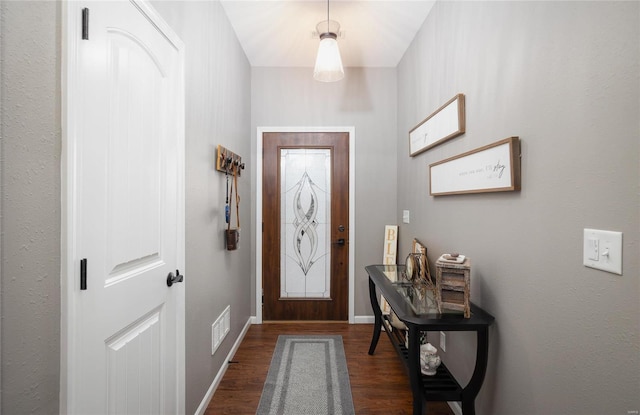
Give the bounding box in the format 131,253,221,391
409,94,465,156
429,136,521,196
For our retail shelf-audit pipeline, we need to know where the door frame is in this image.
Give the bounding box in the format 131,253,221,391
60,1,186,412
255,127,356,324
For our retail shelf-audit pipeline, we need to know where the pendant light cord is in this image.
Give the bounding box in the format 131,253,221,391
326,0,330,33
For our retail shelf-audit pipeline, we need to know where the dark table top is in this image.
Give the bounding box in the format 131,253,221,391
367,264,495,330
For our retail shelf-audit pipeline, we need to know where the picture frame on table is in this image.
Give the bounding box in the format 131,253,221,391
411,238,431,283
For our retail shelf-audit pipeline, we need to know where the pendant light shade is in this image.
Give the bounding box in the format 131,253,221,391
313,4,344,82
313,31,344,82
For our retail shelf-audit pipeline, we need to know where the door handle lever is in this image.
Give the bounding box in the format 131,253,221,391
333,238,346,246
167,269,184,287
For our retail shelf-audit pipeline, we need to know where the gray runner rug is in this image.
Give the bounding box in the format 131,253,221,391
256,335,355,415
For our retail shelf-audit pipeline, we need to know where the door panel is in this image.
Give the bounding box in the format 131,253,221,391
106,28,164,280
263,132,349,320
65,1,184,413
106,308,162,414
280,149,332,298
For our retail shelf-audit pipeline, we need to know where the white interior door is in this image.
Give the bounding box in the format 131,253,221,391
62,1,185,413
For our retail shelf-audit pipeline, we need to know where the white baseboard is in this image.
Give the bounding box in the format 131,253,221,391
449,401,462,415
251,315,374,324
194,317,252,415
354,315,375,324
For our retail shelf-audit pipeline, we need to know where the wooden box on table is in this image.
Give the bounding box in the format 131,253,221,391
435,257,471,318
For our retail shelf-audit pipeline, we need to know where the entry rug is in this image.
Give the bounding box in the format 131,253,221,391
256,335,355,415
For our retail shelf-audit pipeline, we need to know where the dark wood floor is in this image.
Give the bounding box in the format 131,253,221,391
206,323,454,415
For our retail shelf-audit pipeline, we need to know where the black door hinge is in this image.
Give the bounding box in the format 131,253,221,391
80,258,87,290
82,8,89,40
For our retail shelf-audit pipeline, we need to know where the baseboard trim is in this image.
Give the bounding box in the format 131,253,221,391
354,315,375,324
250,315,374,324
194,317,252,415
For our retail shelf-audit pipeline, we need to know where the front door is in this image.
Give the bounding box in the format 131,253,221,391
63,1,185,413
262,132,349,320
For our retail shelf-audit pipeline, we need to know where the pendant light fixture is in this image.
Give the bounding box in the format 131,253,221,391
313,0,344,82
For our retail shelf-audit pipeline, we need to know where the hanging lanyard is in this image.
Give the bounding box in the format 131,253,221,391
234,163,240,229
225,171,230,224
227,162,241,231
227,166,234,232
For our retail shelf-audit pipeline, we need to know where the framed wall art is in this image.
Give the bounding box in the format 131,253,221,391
409,94,465,156
429,136,521,196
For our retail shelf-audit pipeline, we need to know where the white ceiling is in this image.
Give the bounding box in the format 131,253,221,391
220,0,436,68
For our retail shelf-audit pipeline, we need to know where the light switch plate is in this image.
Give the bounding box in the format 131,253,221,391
583,229,623,275
586,238,599,261
402,210,410,224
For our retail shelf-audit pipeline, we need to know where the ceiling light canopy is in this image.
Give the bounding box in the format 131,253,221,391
313,2,344,82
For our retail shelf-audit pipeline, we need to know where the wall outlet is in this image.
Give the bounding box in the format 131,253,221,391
440,331,446,352
211,305,231,355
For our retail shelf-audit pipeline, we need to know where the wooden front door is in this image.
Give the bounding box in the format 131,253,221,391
262,132,349,320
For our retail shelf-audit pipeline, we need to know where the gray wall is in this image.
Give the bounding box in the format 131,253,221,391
251,67,397,317
1,1,252,414
151,2,252,414
396,1,639,414
1,1,61,414
2,1,639,414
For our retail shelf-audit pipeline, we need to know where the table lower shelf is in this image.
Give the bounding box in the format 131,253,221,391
382,315,463,402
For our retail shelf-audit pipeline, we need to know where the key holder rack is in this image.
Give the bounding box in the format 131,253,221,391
216,145,245,176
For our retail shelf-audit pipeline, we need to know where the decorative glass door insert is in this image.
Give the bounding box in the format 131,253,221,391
280,149,331,298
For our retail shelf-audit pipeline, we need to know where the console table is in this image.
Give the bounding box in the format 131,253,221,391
366,264,495,415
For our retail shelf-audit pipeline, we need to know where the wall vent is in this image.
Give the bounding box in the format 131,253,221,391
211,305,231,355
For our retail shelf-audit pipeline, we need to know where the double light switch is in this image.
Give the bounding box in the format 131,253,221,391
583,228,623,275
